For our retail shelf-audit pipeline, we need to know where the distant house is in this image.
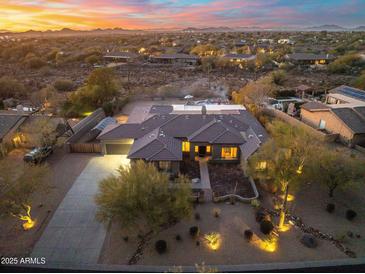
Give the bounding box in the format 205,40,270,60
224,53,256,63
97,104,268,175
278,39,294,45
300,86,365,146
285,53,335,65
103,51,139,63
0,113,28,155
149,53,199,65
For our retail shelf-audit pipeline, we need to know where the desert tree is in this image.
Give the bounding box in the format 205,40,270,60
0,159,50,230
305,147,365,198
95,160,192,234
21,116,59,147
247,120,316,228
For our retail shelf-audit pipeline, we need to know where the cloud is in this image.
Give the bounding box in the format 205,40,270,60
0,0,364,31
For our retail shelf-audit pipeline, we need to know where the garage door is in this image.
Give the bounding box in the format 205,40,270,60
105,144,131,155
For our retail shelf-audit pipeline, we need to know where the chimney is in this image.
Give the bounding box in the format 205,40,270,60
202,105,207,115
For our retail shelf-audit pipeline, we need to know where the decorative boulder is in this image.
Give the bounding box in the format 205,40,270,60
244,229,253,241
260,220,274,235
346,210,357,221
189,226,200,237
326,203,335,213
300,234,318,248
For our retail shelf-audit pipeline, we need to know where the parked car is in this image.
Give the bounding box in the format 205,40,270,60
23,146,53,164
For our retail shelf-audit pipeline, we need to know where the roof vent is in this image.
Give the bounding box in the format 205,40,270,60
248,134,253,138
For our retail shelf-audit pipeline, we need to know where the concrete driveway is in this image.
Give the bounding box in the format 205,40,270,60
31,155,129,266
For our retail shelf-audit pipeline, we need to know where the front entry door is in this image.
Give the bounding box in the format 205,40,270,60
198,146,206,157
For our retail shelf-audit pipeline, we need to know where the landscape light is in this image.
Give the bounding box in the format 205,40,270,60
204,232,222,251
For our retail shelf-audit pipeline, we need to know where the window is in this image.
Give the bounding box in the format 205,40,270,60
182,141,190,152
206,145,211,153
256,161,267,171
195,146,199,153
319,119,326,130
221,147,237,159
159,161,171,171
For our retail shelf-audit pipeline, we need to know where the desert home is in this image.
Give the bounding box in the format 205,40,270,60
97,104,267,174
300,85,365,146
285,53,335,65
149,53,199,65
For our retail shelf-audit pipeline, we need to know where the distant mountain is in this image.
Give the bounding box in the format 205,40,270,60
307,24,345,31
182,26,233,32
354,26,365,30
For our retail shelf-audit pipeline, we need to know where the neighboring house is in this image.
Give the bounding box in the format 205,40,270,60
300,86,365,146
97,104,268,175
285,53,335,65
103,51,139,63
0,113,28,155
278,39,294,45
149,54,200,65
223,53,256,63
65,108,106,153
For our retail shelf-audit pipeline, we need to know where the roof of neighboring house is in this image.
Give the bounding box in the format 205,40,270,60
0,114,27,141
104,52,138,58
128,128,182,161
149,105,174,114
152,53,199,60
72,108,105,133
240,128,261,161
331,108,365,134
301,101,330,111
354,106,365,119
286,53,335,61
329,85,365,102
224,53,256,60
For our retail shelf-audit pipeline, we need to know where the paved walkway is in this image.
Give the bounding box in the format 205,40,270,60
31,155,129,265
198,158,212,201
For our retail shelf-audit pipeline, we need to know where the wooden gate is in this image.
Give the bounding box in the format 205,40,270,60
69,143,101,153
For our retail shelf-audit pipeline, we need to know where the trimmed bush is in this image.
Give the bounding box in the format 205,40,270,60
244,229,253,241
260,220,274,235
189,226,200,237
155,240,167,254
346,210,357,221
326,203,335,213
175,234,182,241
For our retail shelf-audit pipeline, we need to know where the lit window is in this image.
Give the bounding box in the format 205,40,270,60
195,146,199,153
221,147,237,159
182,141,190,152
256,161,267,170
206,146,211,153
159,161,170,171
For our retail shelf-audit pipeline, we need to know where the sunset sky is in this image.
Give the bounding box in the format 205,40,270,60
1,0,365,32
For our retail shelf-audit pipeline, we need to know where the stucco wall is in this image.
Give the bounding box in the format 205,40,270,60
300,109,354,141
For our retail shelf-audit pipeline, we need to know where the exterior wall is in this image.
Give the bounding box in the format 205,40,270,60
300,109,354,142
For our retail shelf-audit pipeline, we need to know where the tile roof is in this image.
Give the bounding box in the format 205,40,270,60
0,114,27,140
128,128,182,161
224,53,256,59
286,53,335,61
301,101,330,111
331,108,365,134
152,53,199,60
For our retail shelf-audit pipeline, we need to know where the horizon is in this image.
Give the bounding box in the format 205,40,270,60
1,0,365,32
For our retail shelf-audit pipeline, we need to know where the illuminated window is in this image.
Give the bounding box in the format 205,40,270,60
256,161,267,170
206,145,211,153
195,146,199,153
182,141,190,152
159,161,171,171
221,147,237,159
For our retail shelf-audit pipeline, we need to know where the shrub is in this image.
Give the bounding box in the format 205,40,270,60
189,226,200,237
53,79,74,92
326,203,335,213
244,229,253,241
123,236,129,242
255,209,270,223
155,240,167,254
346,210,357,221
194,212,201,220
175,234,182,241
251,199,261,208
213,208,221,218
260,220,274,235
